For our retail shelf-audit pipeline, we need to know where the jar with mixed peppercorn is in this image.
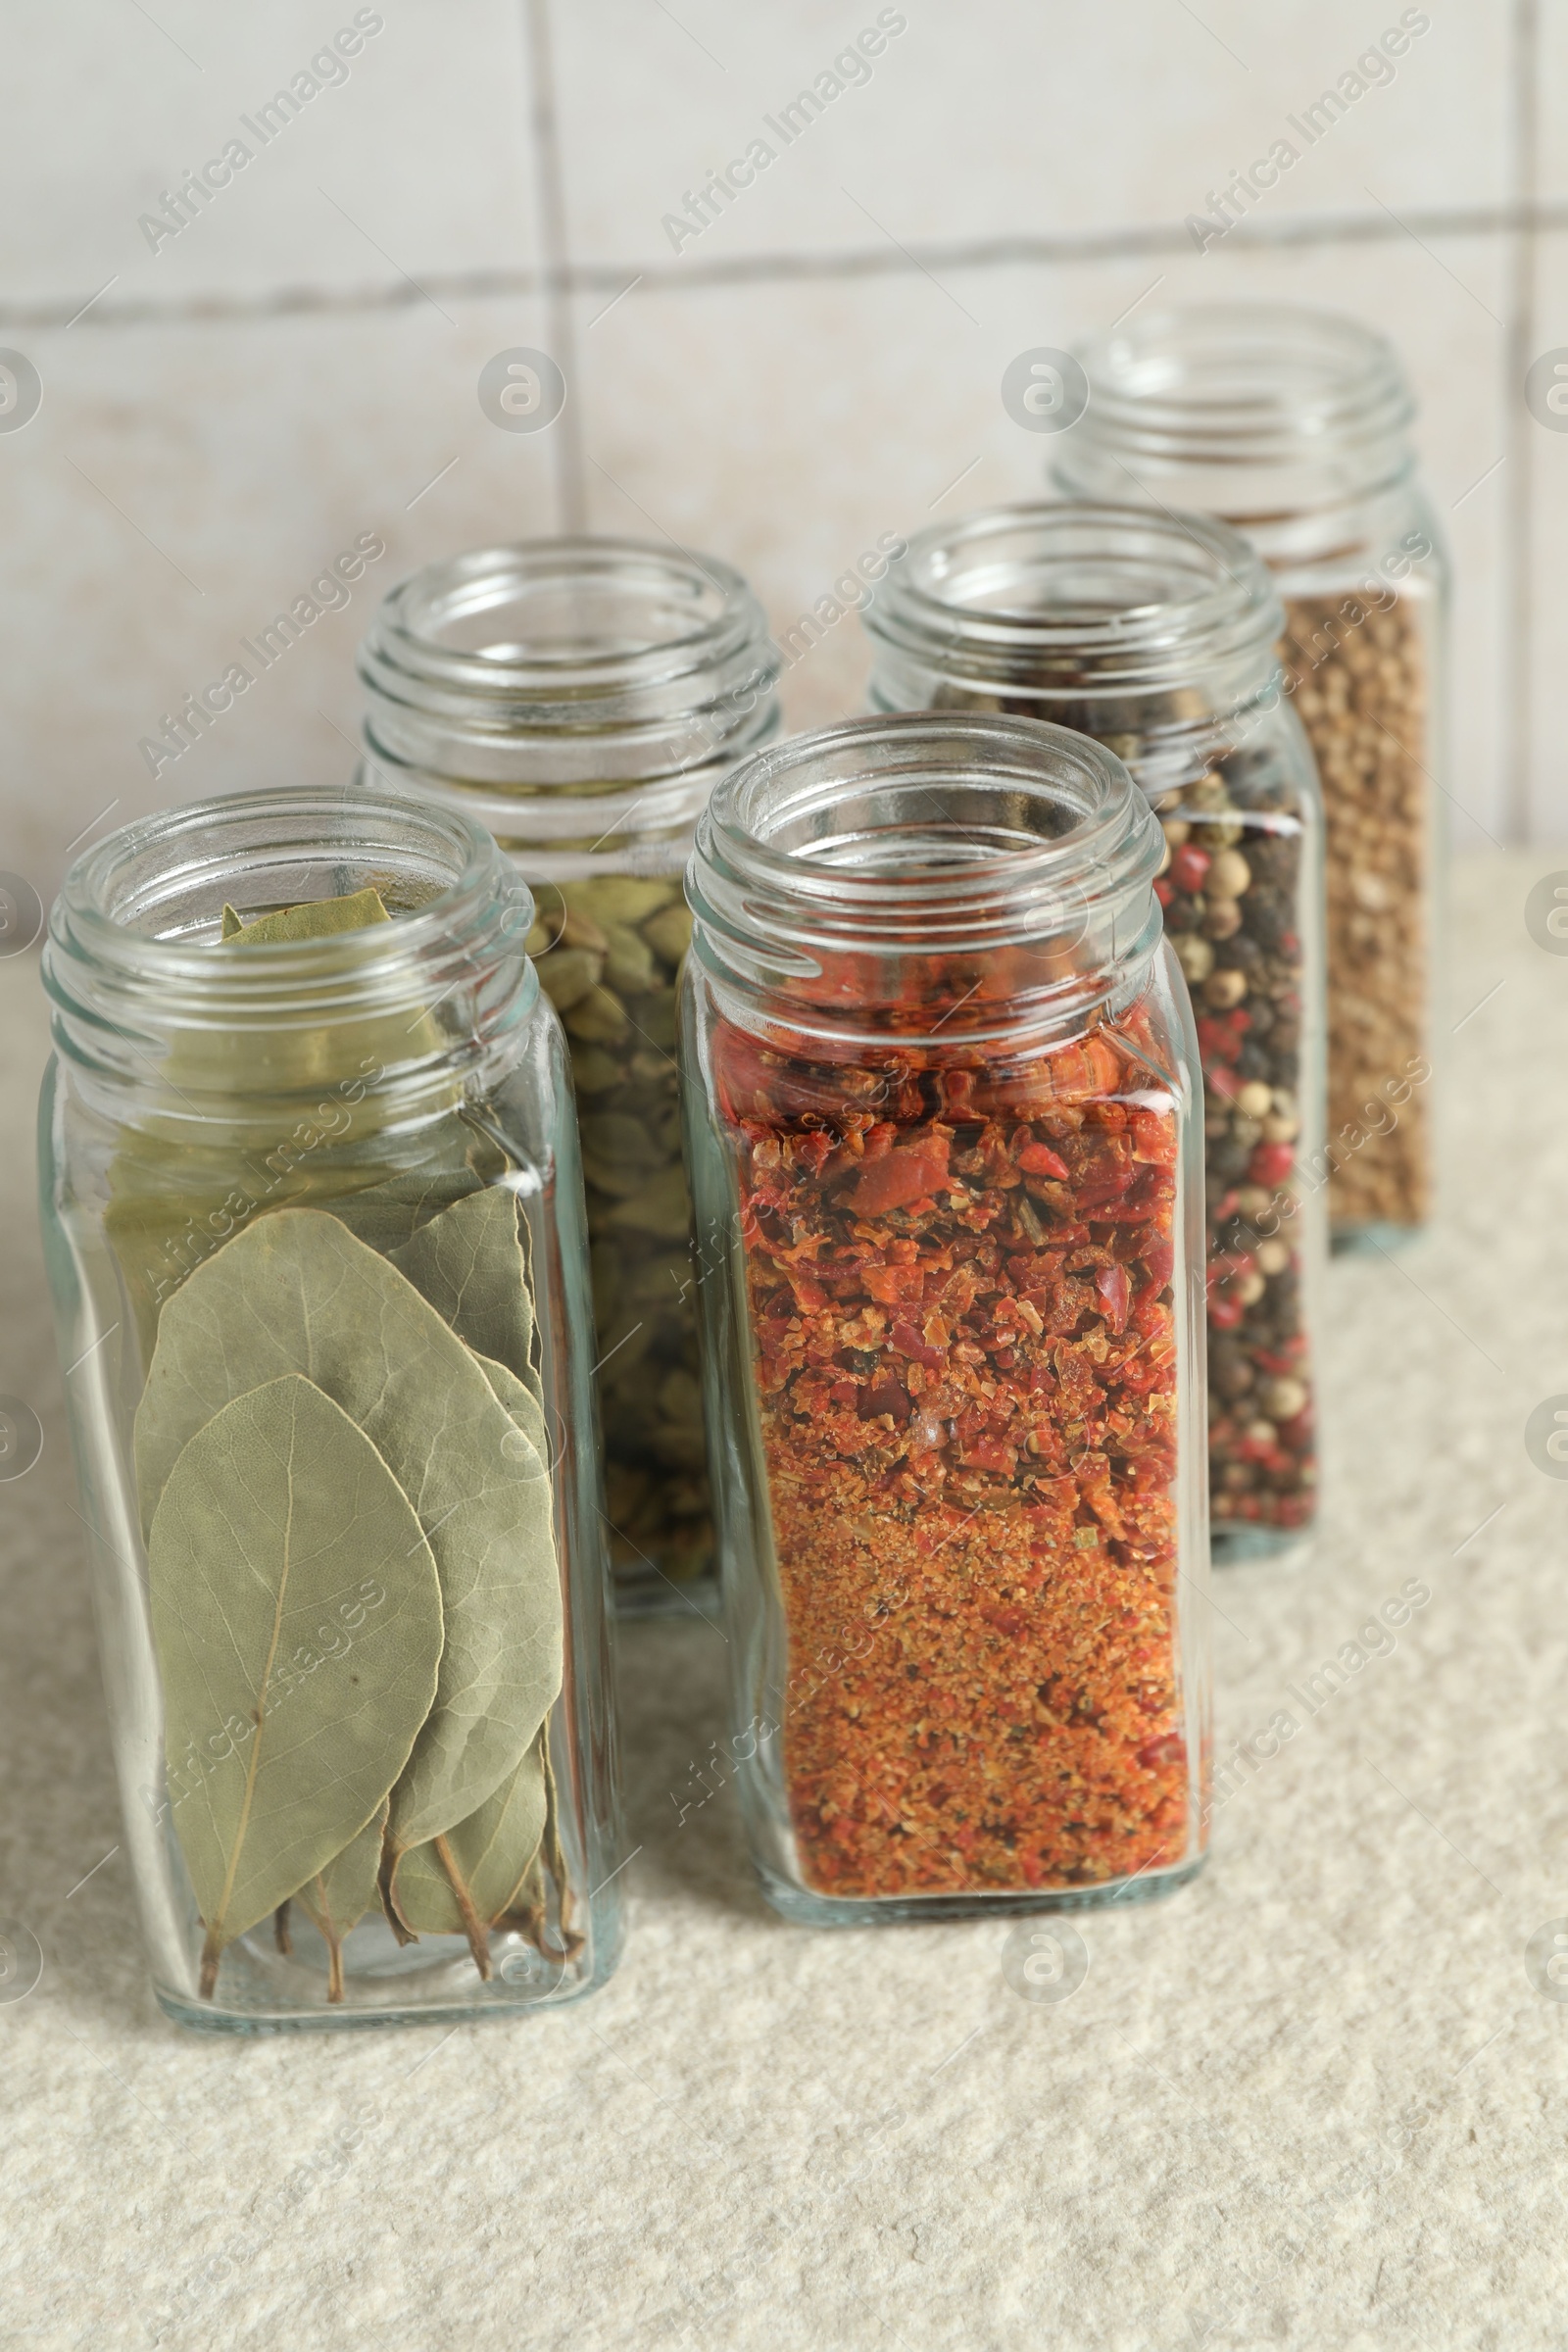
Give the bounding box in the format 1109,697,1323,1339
865,502,1324,1557
1055,304,1446,1249
682,713,1210,1923
358,541,781,1610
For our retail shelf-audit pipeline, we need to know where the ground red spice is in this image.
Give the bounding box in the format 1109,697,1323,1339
715,1012,1194,1901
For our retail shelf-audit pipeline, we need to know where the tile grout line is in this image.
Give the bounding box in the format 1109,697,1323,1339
1503,0,1542,844
14,202,1568,337
521,0,587,533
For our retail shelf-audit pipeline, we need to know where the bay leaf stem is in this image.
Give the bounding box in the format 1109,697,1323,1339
377,1827,417,1946
433,1834,492,1980
310,1874,346,2003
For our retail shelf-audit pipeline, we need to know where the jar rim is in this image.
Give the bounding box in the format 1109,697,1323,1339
362,536,776,702
55,784,518,968
44,785,535,1088
863,500,1283,692
688,713,1165,1044
1069,302,1414,466
702,711,1150,914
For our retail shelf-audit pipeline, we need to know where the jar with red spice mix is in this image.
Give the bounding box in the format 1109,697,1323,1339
865,503,1324,1558
681,713,1210,1923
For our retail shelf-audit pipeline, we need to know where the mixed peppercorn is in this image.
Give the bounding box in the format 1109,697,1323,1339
713,1008,1195,1901
1154,765,1315,1542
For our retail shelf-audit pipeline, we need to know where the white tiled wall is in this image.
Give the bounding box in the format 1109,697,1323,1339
553,1,1513,260
0,0,1557,903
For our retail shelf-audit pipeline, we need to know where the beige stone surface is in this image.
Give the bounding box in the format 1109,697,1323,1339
3,849,1568,2349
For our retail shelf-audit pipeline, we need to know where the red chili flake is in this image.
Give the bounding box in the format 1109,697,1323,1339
889,1318,945,1370
863,1263,925,1305
1095,1262,1131,1334
1136,1734,1187,1775
718,1006,1191,1902
849,1133,952,1214
1016,1140,1071,1180
1150,1229,1182,1279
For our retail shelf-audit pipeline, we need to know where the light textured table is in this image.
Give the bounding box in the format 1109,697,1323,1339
4,853,1566,2352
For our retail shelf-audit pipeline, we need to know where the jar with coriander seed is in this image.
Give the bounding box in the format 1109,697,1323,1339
683,713,1210,1922
865,501,1325,1557
1054,303,1446,1248
358,540,782,1610
39,784,622,2031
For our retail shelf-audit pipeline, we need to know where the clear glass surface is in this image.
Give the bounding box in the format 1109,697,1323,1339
358,539,782,1610
1056,304,1447,1246
865,502,1326,1560
682,714,1210,1924
38,787,622,2030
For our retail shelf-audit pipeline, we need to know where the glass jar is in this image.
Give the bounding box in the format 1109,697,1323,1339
39,784,622,2031
682,712,1210,1924
1055,303,1446,1247
864,501,1324,1558
358,539,782,1610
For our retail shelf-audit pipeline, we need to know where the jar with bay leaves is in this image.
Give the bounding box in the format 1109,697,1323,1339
1055,304,1447,1247
865,503,1325,1557
358,540,782,1609
39,785,622,2030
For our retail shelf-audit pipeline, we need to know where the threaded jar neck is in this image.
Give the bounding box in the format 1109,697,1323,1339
1056,304,1417,541
686,712,1164,1053
45,786,535,1123
358,538,782,877
865,502,1286,793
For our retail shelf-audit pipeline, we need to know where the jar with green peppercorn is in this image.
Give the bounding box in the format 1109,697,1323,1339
865,503,1325,1557
358,541,781,1607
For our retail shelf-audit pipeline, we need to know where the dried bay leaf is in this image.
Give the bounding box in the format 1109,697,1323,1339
134,1208,563,1863
146,1374,444,1996
318,1118,507,1258
322,1166,478,1256
105,1132,449,1369
394,1730,549,1958
473,1352,551,1474
220,889,391,945
387,1185,537,1392
167,882,443,1105
297,1803,386,2002
104,894,480,1358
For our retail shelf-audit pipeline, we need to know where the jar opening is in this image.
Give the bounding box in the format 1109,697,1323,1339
357,538,783,875
689,713,1164,1045
714,715,1129,909
45,786,535,1107
866,502,1282,697
372,539,760,696
1075,302,1412,459
1056,303,1416,525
